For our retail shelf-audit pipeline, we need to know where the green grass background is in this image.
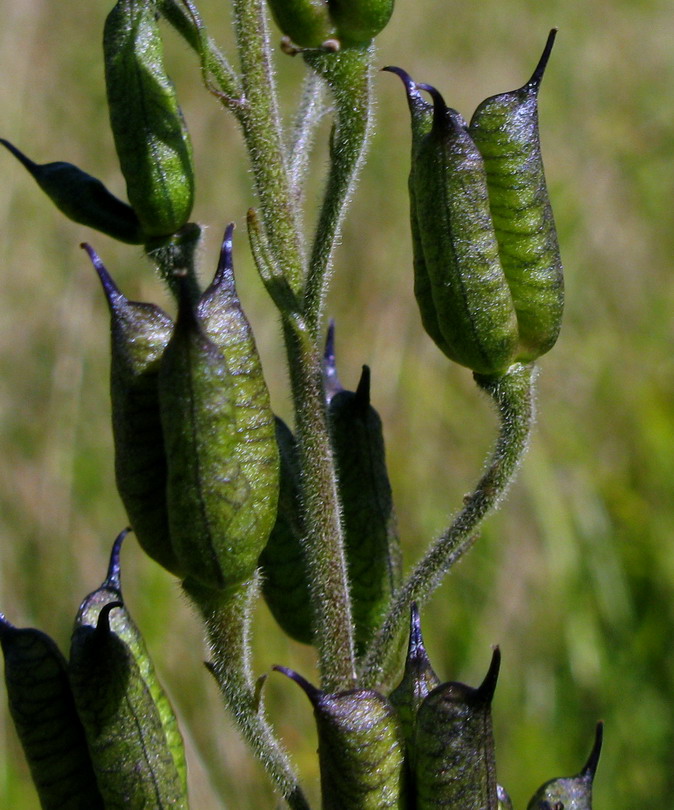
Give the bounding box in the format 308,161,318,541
1,0,673,807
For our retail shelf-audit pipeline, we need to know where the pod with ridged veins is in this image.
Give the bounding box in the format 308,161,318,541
68,530,188,808
388,32,562,376
408,78,519,375
414,648,501,809
527,722,603,810
83,243,180,578
469,30,563,362
104,0,194,238
267,0,394,48
159,226,279,592
381,67,448,356
1,139,143,244
275,665,405,809
0,616,104,810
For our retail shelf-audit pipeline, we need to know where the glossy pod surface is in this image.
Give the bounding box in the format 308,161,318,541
259,416,314,644
412,84,519,375
267,0,394,47
469,30,563,361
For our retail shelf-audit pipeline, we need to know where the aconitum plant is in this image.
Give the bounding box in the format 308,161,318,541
1,1,603,808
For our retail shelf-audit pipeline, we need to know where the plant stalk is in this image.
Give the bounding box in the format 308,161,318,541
230,0,305,294
302,46,374,336
360,362,537,687
184,577,310,810
284,319,357,692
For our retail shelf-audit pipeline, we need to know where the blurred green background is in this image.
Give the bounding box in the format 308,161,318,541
1,0,673,807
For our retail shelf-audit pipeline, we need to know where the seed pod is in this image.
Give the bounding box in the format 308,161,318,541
267,0,335,48
527,722,603,810
412,81,519,375
382,67,450,357
1,139,143,244
259,416,314,645
329,0,395,47
84,244,180,578
104,0,194,238
328,362,401,655
388,604,440,805
414,648,501,809
276,666,406,809
69,530,188,808
0,616,104,810
159,228,279,591
198,225,279,510
469,30,563,362
268,0,394,48
389,604,440,763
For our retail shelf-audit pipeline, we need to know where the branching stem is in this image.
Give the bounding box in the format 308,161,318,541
360,362,537,687
184,577,310,810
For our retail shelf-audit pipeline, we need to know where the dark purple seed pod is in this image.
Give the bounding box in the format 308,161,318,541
275,665,406,809
414,648,501,809
84,244,179,578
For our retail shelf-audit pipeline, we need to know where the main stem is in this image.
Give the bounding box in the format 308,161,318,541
360,362,537,687
284,320,356,691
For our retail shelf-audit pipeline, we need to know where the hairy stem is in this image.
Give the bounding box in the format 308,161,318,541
284,319,356,692
288,71,326,207
184,577,310,810
360,362,537,687
230,0,305,294
302,46,374,336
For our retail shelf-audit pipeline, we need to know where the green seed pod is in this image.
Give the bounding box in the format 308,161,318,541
469,30,563,362
104,0,194,237
267,0,336,48
69,530,188,809
382,68,451,357
327,349,400,655
1,139,143,244
159,228,279,591
0,616,104,810
84,244,180,578
276,666,406,809
198,225,279,507
411,80,519,376
527,722,603,810
329,0,395,46
259,416,315,645
414,648,501,809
